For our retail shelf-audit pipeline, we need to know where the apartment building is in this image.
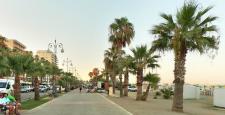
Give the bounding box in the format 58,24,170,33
36,50,57,64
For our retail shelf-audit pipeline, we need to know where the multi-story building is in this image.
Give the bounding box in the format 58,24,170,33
4,39,26,51
0,35,7,48
36,50,57,64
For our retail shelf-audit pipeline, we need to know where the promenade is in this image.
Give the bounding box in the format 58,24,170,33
23,90,132,115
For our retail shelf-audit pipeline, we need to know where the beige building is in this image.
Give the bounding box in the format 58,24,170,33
4,39,26,51
36,50,56,64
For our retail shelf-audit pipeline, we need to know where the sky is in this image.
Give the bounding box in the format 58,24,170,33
0,0,224,85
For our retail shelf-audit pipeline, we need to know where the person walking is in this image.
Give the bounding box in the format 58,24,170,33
79,85,82,93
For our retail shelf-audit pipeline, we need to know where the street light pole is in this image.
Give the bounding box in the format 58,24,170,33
62,58,73,72
48,39,64,97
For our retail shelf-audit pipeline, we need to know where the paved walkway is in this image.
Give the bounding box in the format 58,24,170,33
23,90,132,115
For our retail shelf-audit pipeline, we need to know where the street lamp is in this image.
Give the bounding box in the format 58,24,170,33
62,58,73,72
48,39,64,97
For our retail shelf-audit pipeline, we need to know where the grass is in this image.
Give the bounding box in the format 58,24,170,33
21,96,52,110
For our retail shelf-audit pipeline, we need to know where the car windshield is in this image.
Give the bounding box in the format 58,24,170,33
0,82,7,88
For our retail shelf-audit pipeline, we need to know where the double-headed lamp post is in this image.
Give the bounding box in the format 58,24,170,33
48,39,64,97
62,58,73,72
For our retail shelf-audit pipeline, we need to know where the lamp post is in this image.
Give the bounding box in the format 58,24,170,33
62,58,73,72
48,39,64,97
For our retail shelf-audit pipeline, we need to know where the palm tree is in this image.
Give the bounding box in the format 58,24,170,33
151,1,219,112
131,45,159,100
108,17,135,96
8,52,33,102
122,56,134,96
100,69,110,93
50,64,62,97
104,47,125,95
109,17,135,49
63,72,73,92
0,47,10,78
141,73,160,101
26,56,49,100
104,48,117,94
114,56,125,97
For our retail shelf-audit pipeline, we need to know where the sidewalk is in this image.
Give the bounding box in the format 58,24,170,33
22,90,132,115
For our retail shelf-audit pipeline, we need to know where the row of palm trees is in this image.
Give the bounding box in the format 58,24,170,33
0,38,81,102
102,1,219,112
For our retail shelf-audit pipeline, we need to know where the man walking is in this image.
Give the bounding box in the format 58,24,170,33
79,85,82,93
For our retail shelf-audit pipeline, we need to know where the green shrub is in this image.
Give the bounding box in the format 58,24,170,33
153,96,157,99
155,91,161,96
160,88,173,99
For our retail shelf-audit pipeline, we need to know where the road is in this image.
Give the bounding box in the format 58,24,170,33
23,89,133,115
21,90,51,102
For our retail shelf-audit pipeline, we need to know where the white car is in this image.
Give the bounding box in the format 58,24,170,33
128,86,137,92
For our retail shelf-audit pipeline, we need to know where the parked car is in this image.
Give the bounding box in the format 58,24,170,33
96,88,106,93
39,85,48,92
26,86,33,92
128,86,137,92
20,86,29,93
0,79,14,95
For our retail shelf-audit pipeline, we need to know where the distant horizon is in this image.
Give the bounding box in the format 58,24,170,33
0,0,224,85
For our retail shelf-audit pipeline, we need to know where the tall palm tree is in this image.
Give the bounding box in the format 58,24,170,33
108,17,135,96
8,52,33,102
109,17,135,49
131,45,159,100
141,73,160,101
151,1,219,112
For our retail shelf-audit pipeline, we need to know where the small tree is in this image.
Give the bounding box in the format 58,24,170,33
141,73,160,101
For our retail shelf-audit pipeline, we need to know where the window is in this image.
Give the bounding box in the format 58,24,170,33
0,82,7,88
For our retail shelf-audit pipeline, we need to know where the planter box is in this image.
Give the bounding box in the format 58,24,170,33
183,84,200,99
214,88,225,107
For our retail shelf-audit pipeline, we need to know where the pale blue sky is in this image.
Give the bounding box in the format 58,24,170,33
0,0,224,84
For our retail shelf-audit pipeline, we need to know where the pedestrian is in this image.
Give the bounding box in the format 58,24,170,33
79,85,82,93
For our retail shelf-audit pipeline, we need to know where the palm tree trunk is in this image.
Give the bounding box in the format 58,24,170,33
65,82,69,92
172,53,186,112
14,74,21,102
123,69,129,96
40,77,43,84
112,76,116,94
34,77,40,100
52,75,57,97
141,83,150,101
0,74,3,79
31,77,34,87
119,74,123,97
136,68,143,100
105,75,109,94
59,85,62,93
